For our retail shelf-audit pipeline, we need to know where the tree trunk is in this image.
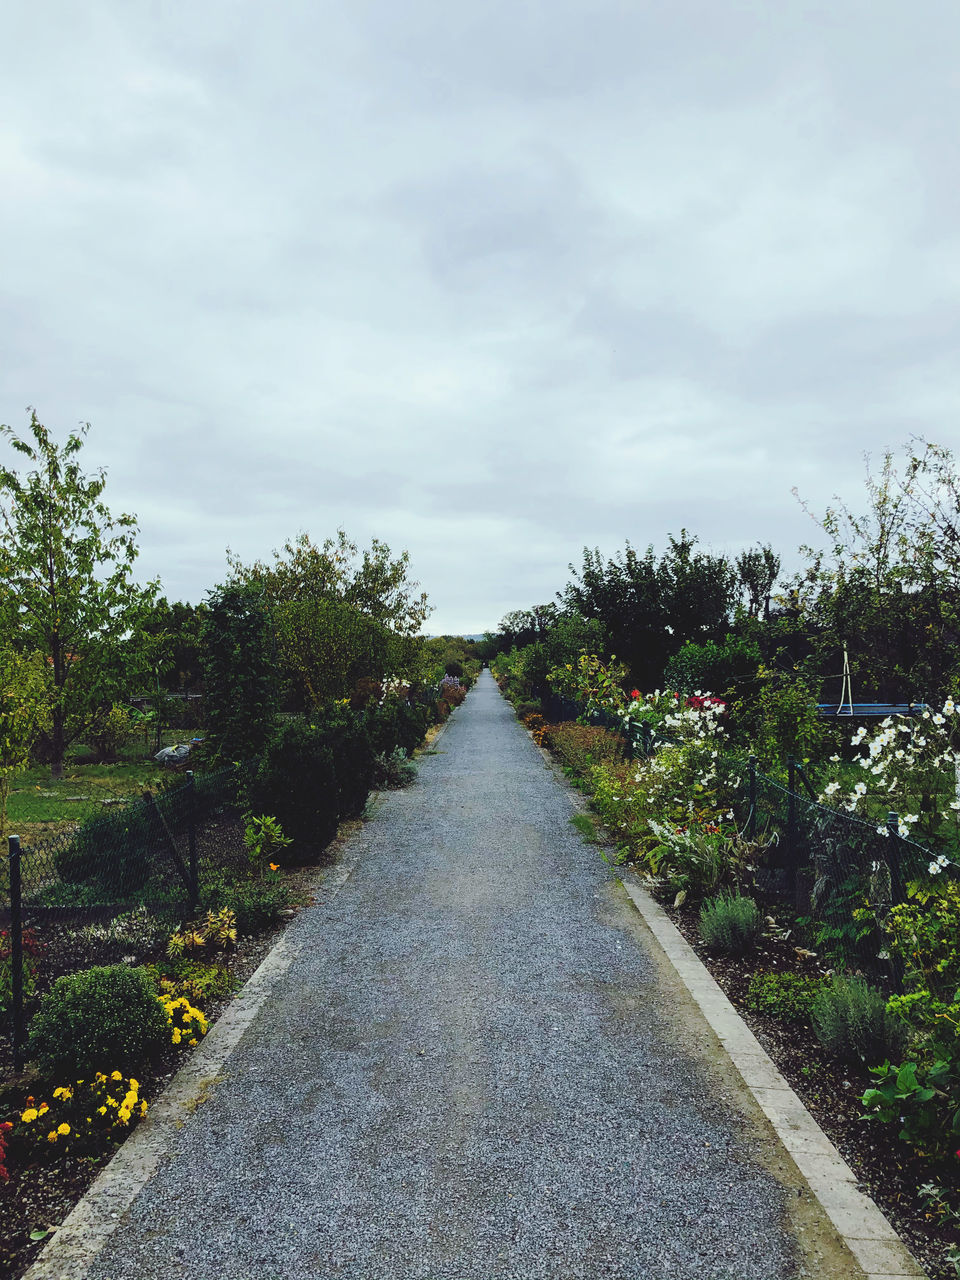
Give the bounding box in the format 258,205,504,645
50,706,65,780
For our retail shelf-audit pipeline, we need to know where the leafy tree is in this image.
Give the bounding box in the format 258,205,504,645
229,530,431,636
735,544,780,619
199,581,279,763
0,646,51,836
0,411,156,778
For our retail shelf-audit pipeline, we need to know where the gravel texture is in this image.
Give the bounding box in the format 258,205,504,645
87,673,818,1280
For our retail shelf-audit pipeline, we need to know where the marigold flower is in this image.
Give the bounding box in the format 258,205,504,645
47,1131,58,1143
57,1123,70,1136
21,1108,38,1123
110,1071,123,1082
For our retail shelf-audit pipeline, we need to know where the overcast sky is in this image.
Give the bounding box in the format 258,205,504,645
2,1,959,634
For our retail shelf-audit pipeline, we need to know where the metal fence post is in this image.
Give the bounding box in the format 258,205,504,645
786,758,798,892
186,771,198,916
8,836,24,1072
747,755,757,839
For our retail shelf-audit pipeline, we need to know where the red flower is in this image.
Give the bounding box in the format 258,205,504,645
630,689,640,700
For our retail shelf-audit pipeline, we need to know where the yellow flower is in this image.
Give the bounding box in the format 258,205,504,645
128,1079,139,1092
269,862,279,871
53,1086,72,1100
171,1028,182,1045
110,1071,123,1082
106,1097,117,1108
123,1092,137,1108
139,1102,148,1116
47,1130,58,1143
97,1106,107,1116
37,1103,49,1115
21,1108,38,1123
189,1038,198,1046
118,1108,131,1124
57,1123,70,1136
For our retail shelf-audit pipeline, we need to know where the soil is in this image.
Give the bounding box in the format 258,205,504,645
662,896,959,1280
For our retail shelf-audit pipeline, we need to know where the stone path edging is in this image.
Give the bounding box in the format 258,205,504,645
620,876,926,1280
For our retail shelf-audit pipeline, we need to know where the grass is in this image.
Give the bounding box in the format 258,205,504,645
570,812,602,843
5,731,191,838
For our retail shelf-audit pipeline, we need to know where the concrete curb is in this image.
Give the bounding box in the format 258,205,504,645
21,855,363,1280
620,877,926,1280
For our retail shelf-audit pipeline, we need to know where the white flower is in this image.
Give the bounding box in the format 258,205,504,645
870,861,881,872
929,860,942,875
877,824,889,837
881,717,894,729
903,813,919,824
824,781,840,795
898,821,909,838
944,698,956,715
937,854,950,868
854,782,867,796
829,754,840,763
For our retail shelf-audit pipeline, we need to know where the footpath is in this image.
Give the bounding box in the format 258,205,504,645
35,671,868,1280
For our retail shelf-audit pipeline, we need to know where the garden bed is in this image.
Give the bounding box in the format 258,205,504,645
661,896,957,1280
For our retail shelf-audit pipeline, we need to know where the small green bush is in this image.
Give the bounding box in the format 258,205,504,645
310,704,375,820
699,894,762,954
365,700,430,757
372,747,417,789
200,872,290,933
811,975,910,1063
746,971,824,1022
28,965,170,1078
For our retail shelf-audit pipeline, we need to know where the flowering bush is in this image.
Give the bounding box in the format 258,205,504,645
541,723,624,776
10,1072,147,1162
817,700,960,853
546,654,630,716
159,993,208,1048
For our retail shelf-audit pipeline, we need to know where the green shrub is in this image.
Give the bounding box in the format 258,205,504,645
311,704,375,819
245,718,340,857
54,804,159,896
745,971,824,1022
699,894,762,954
200,871,290,933
513,700,542,720
28,965,170,1078
372,747,417,789
811,975,910,1063
365,699,430,758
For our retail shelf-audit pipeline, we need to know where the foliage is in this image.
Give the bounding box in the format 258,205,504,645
663,635,762,700
28,965,170,1078
541,722,624,777
150,957,235,1005
243,813,292,877
810,975,909,1063
0,645,50,836
245,717,339,854
199,870,291,933
0,927,41,1014
199,581,279,765
311,703,376,819
646,820,764,901
745,971,824,1022
365,698,431,757
731,670,827,771
885,877,960,1007
562,532,737,691
816,700,960,849
372,747,417,789
861,1056,960,1157
10,1072,147,1162
546,653,630,716
86,704,135,764
698,893,762,954
54,801,160,897
230,529,431,637
166,907,238,959
0,411,157,778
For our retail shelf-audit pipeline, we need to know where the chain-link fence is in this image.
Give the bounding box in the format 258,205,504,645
3,764,248,1067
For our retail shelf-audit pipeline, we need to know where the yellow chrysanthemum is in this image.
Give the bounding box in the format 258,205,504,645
21,1108,38,1123
110,1071,123,1082
97,1106,107,1116
46,1131,58,1143
57,1123,70,1136
128,1079,139,1092
140,1102,148,1116
37,1103,49,1115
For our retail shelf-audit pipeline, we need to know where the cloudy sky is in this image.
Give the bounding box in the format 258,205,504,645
2,1,959,633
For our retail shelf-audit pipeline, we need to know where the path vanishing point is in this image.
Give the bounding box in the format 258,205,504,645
33,671,884,1280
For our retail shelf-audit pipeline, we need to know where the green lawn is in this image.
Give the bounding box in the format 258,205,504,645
5,730,197,839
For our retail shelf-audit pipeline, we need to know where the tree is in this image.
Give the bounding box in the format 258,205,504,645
0,411,156,778
199,581,279,764
0,646,50,837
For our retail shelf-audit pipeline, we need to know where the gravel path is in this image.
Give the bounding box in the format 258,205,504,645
87,672,830,1280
